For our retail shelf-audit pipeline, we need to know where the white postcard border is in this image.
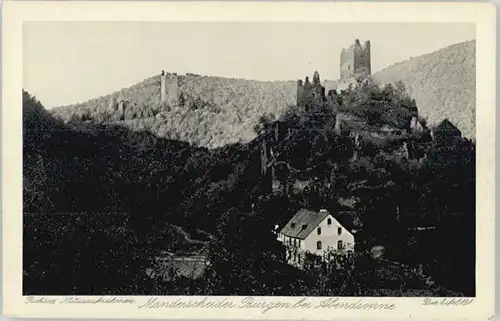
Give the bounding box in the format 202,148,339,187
2,1,496,320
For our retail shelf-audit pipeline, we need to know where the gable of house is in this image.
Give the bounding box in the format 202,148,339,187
302,214,355,253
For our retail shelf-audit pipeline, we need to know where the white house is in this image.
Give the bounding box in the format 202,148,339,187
277,208,355,268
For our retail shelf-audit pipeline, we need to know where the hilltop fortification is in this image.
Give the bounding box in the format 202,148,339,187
296,71,326,112
296,70,340,114
160,70,180,106
338,39,371,91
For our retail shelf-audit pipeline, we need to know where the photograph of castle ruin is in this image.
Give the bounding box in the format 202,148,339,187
23,22,476,296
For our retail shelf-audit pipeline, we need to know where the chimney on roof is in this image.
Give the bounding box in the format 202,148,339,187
301,224,307,230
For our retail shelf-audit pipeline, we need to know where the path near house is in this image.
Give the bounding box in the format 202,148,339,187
170,224,213,244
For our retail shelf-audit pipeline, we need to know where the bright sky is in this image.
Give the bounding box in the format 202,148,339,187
23,22,475,109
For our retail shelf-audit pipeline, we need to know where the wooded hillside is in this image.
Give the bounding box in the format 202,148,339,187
49,40,476,148
372,40,475,138
51,75,297,148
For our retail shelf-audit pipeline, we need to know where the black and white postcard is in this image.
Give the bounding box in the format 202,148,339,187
2,1,496,320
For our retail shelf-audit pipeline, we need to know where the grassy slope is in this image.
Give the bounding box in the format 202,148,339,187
372,40,475,139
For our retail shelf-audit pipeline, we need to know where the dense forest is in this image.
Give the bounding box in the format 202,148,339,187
23,72,475,296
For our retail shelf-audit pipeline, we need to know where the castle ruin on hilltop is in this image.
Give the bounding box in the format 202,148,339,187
296,71,325,112
340,39,371,81
337,39,371,91
296,39,371,110
160,70,180,106
297,71,340,113
158,39,370,109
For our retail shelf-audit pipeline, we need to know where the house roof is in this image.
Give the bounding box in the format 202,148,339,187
279,208,330,239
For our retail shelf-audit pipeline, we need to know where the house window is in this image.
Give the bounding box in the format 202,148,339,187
338,227,342,235
317,241,322,250
338,240,344,250
317,227,322,235
291,223,296,228
302,224,307,230
327,218,332,225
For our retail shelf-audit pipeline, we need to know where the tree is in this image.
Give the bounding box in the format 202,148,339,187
206,209,288,295
253,112,276,135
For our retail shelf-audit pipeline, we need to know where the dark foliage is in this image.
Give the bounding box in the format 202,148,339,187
23,78,475,296
338,80,418,130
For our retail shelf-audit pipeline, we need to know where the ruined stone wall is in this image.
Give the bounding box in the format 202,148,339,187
340,47,355,80
296,79,304,107
296,71,326,111
160,74,167,103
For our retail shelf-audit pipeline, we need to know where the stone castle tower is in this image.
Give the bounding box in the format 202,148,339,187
338,39,371,90
160,70,180,106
